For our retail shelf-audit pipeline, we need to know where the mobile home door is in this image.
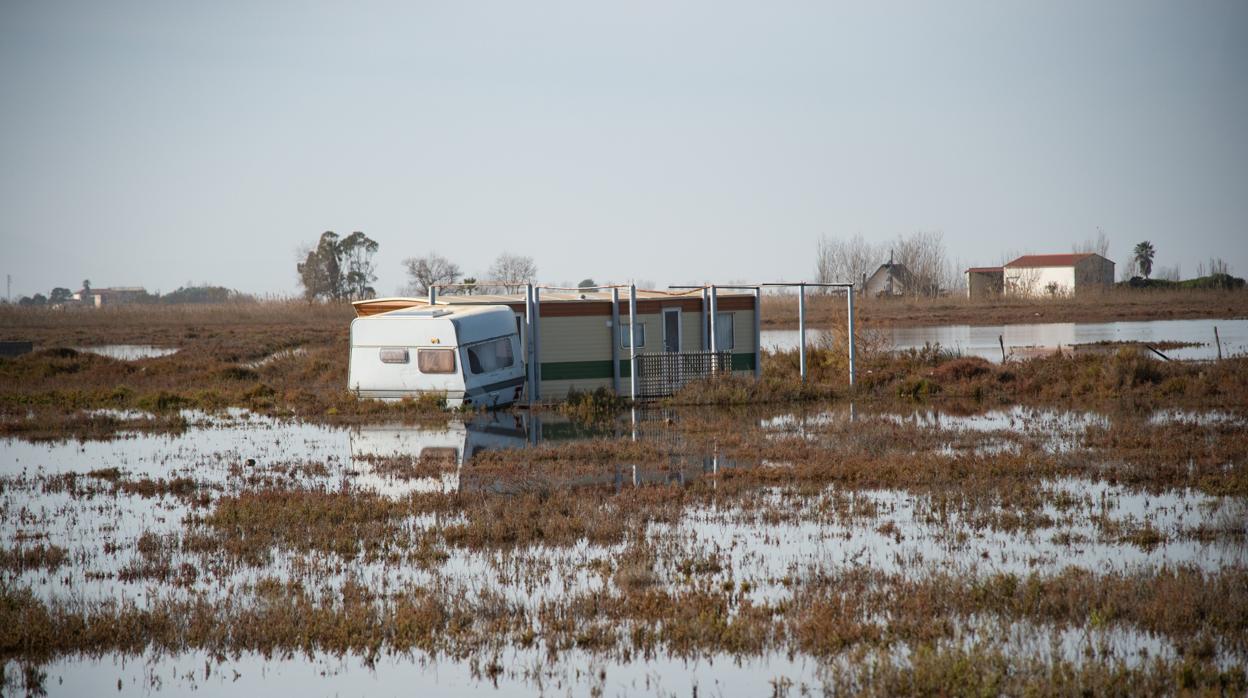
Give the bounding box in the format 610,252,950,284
662,308,681,353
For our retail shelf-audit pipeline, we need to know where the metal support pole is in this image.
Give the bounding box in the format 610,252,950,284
753,286,762,379
798,283,807,382
524,284,534,404
701,287,709,351
428,285,437,305
532,286,541,401
708,285,718,354
846,285,856,387
611,287,621,394
628,284,638,400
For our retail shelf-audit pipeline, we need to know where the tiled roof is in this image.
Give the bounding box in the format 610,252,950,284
1004,253,1095,268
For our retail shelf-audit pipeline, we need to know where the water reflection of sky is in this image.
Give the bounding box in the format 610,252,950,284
74,344,179,360
763,317,1248,361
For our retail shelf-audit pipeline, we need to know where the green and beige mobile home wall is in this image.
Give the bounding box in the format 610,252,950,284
353,289,758,400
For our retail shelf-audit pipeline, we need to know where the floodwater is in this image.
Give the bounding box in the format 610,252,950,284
762,317,1248,361
2,406,1244,695
75,344,179,360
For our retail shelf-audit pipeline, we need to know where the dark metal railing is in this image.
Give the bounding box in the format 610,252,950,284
635,351,733,399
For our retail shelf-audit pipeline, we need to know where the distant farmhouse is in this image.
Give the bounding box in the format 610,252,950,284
863,257,913,297
966,254,1114,298
73,286,148,307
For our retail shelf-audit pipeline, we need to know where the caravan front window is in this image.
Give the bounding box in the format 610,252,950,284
418,348,456,374
466,336,515,375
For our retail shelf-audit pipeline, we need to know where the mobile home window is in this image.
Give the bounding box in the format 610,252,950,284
417,348,456,374
715,312,735,351
618,323,645,349
466,336,515,375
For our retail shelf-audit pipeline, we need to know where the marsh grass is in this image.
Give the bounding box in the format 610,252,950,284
1,300,1246,693
3,301,1245,443
3,563,1244,693
673,346,1248,412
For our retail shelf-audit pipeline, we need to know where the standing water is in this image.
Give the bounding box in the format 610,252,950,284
762,317,1247,361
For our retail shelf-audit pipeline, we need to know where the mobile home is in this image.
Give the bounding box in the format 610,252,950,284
352,288,760,400
348,304,526,408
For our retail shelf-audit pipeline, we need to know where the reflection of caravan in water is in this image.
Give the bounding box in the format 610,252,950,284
349,415,530,496
349,412,737,497
348,305,525,408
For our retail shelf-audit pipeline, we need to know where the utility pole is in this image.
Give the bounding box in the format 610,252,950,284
5,274,9,303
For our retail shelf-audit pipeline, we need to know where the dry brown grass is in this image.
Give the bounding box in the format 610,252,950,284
0,300,352,348
0,343,450,437
671,345,1248,415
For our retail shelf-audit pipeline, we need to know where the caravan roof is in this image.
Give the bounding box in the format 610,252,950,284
376,305,502,320
358,303,517,347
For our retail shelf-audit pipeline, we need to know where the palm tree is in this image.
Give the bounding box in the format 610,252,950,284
1133,241,1155,279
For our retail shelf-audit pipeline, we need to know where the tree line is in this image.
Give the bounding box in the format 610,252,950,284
294,230,539,301
8,280,251,307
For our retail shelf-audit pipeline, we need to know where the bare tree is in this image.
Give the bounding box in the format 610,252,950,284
488,253,537,293
1006,266,1044,296
816,232,953,297
402,253,462,296
814,234,880,290
892,231,953,297
1072,228,1111,257
1119,256,1139,282
1153,264,1181,282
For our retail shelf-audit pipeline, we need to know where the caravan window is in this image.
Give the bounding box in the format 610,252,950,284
618,323,646,349
417,348,456,374
466,336,515,375
378,347,409,364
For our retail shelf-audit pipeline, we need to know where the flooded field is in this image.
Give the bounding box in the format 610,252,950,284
763,317,1248,361
3,403,1245,695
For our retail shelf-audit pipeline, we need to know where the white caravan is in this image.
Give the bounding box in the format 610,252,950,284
349,305,525,408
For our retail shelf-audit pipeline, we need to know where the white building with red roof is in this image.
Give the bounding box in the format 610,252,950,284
965,253,1115,298
1004,253,1114,296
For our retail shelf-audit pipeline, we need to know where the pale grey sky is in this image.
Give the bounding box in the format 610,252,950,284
2,0,1245,298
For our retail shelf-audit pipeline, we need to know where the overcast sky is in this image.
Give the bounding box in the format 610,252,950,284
2,0,1245,298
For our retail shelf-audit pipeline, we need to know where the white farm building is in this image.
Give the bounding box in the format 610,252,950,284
966,253,1114,297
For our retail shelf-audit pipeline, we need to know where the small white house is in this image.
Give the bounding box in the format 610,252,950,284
1003,254,1114,297
863,261,914,297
